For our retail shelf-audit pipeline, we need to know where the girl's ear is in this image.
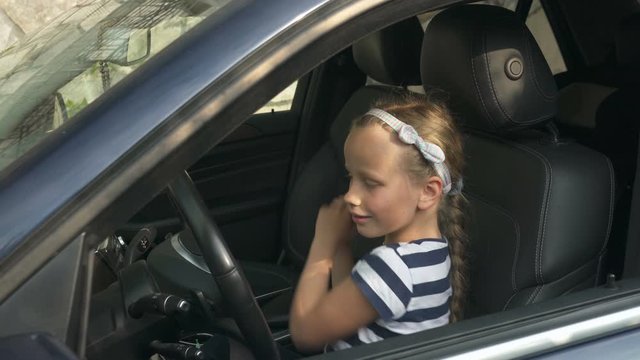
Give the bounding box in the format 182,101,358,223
417,176,443,210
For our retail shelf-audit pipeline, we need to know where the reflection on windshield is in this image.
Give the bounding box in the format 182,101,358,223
0,0,230,171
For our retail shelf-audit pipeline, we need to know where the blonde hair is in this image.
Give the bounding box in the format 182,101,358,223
352,91,469,322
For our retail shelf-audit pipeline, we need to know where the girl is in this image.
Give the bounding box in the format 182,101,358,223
289,92,468,352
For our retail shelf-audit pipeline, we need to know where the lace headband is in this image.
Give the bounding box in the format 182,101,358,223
365,108,462,195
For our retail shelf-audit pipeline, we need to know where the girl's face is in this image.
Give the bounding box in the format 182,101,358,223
344,125,427,242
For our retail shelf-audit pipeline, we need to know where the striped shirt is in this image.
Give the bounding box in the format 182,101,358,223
332,238,452,350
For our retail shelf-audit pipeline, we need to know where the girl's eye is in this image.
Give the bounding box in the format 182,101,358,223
364,179,380,188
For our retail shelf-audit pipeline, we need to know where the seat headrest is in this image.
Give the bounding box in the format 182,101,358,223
421,5,558,133
353,17,423,86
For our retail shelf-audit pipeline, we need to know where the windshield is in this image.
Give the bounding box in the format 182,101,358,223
0,0,230,171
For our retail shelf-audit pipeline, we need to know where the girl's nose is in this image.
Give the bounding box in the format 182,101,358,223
344,183,361,207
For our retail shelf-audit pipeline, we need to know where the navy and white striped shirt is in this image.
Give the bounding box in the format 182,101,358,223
332,238,452,350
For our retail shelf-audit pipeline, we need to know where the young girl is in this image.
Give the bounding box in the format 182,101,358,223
289,92,468,352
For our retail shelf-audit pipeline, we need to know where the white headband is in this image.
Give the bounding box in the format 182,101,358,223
365,108,461,194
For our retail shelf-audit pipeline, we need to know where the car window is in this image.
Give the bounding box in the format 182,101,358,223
526,0,567,74
254,80,298,114
0,0,232,172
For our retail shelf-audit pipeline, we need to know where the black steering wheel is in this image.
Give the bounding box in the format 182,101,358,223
167,171,280,360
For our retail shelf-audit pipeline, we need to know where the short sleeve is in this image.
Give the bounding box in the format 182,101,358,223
351,246,413,320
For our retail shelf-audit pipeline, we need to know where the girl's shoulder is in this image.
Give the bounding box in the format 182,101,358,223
386,237,448,251
375,238,450,267
368,238,449,263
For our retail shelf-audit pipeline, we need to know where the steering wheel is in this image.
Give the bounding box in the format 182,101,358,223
167,171,280,360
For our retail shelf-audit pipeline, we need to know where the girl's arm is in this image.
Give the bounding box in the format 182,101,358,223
289,197,378,351
331,242,354,288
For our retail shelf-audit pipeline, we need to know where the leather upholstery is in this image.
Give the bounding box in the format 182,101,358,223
421,5,558,133
353,17,423,86
421,5,614,316
464,133,613,314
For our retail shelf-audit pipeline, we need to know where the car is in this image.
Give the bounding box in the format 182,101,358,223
1,0,640,358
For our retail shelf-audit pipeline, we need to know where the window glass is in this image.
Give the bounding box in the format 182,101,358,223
526,0,567,74
58,15,206,119
0,0,232,171
254,81,298,114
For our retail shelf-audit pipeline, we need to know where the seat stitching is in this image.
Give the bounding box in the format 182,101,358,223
514,143,551,304
515,27,556,128
480,24,555,129
469,136,608,305
468,133,552,306
533,151,552,303
488,136,551,289
534,256,601,292
529,283,543,304
471,29,499,130
602,156,615,255
504,142,550,295
524,31,555,101
593,155,615,285
503,291,519,311
465,192,521,294
594,253,605,287
481,21,549,127
517,258,600,306
554,256,601,283
483,23,516,127
478,134,552,302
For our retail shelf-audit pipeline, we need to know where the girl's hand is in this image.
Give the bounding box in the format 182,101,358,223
291,196,376,352
314,196,353,249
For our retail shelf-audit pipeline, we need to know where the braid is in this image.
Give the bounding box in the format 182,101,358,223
439,192,469,322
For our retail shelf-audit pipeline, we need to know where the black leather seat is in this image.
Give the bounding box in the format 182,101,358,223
421,5,615,317
243,17,426,324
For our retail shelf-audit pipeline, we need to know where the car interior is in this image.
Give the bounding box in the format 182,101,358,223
77,0,640,359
